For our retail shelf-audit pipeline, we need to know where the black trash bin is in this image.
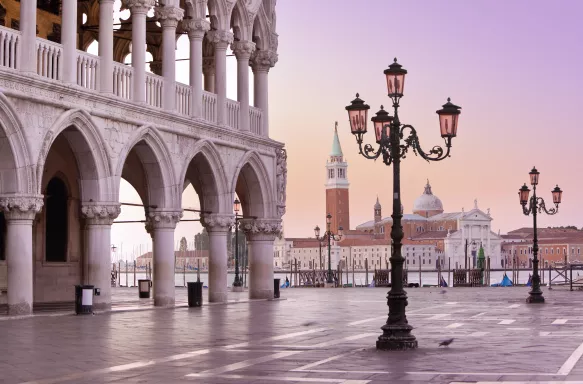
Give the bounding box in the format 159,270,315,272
187,281,203,307
74,285,94,315
274,279,281,299
138,279,151,299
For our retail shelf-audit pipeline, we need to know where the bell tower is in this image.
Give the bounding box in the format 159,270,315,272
325,122,350,231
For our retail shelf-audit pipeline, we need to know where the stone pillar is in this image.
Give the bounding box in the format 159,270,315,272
231,41,256,132
19,0,37,73
123,0,155,103
62,0,78,84
182,19,210,117
147,210,182,306
241,219,282,300
201,214,234,302
251,50,278,137
206,30,233,126
0,196,43,315
81,203,121,310
155,6,184,111
99,0,115,93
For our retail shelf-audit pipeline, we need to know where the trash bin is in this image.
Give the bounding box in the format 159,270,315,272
187,281,203,307
274,278,281,299
138,279,151,299
74,285,94,315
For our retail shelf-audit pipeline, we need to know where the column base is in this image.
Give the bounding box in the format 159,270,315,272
324,282,335,288
232,286,244,292
377,324,418,351
8,302,32,316
249,289,273,300
154,296,175,307
526,293,545,304
209,292,227,303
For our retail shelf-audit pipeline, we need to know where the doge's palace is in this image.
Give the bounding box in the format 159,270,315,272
0,0,284,314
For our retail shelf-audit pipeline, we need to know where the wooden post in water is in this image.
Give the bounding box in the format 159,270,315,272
125,259,128,287
448,257,451,287
542,257,545,285
183,262,186,287
133,260,136,287
352,259,355,287
197,259,201,283
419,255,422,286
118,260,121,287
345,261,348,286
486,256,491,286
365,258,369,286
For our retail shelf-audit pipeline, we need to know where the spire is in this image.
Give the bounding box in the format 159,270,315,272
374,196,381,209
330,121,343,157
423,179,433,195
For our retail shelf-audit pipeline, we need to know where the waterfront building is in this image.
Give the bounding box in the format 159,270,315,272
0,0,284,315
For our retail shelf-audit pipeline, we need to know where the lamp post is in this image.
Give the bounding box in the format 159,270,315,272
519,167,563,304
315,213,343,285
345,58,461,351
233,198,242,288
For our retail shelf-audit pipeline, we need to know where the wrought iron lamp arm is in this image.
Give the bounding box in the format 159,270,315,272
536,197,559,215
521,201,533,216
399,124,452,162
355,135,392,166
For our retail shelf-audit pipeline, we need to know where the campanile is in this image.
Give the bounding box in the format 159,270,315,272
325,122,350,231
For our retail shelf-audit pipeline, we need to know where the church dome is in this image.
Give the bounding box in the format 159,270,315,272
413,180,443,213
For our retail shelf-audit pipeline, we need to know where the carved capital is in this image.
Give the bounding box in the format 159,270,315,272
240,218,282,241
122,0,155,14
231,41,256,60
81,203,121,225
182,18,210,39
206,30,234,48
200,213,234,232
0,195,44,221
147,210,183,230
155,6,184,28
251,50,278,71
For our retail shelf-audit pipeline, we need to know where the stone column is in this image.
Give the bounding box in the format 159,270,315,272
201,214,234,302
19,0,37,73
241,219,282,300
99,0,115,93
147,210,182,306
155,6,184,111
182,19,210,117
206,30,233,126
123,0,155,103
62,0,78,84
251,50,278,137
0,196,43,315
81,203,121,310
231,41,256,132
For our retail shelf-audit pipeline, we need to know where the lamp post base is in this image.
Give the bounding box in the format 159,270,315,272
324,282,335,288
526,292,545,304
376,324,418,350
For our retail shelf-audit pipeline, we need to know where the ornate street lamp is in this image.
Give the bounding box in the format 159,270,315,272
314,225,325,270
233,198,242,288
315,214,343,284
519,167,562,303
345,58,461,351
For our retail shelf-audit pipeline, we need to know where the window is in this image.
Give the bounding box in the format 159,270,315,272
328,169,334,179
423,259,425,264
551,248,554,254
413,259,415,265
45,177,68,262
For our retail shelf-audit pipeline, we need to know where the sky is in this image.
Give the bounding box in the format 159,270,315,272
110,0,583,259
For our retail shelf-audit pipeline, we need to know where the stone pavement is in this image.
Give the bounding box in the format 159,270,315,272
2,286,583,383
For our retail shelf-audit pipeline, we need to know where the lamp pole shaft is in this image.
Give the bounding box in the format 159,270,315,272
319,242,323,270
528,186,543,302
234,214,241,287
327,233,332,284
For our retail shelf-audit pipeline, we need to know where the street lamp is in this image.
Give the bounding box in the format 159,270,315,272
314,225,325,270
315,213,343,284
519,167,563,303
233,198,243,288
345,58,461,351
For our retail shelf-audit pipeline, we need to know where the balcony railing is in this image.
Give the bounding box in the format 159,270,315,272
36,39,62,80
176,82,191,116
226,99,240,130
112,62,133,100
145,72,163,108
202,90,217,123
0,26,19,70
76,51,99,91
250,106,262,135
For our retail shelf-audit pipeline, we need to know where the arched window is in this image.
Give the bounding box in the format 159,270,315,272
45,177,68,262
0,212,5,261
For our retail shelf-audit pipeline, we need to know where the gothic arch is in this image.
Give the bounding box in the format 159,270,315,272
179,140,229,215
207,0,231,31
0,93,34,194
184,0,208,20
230,1,253,42
252,4,270,50
231,151,275,218
36,109,112,201
116,125,177,209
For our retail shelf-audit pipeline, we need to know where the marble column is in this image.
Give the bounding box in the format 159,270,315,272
123,0,155,103
231,41,255,132
62,0,78,84
0,196,43,315
147,210,182,306
201,214,234,302
251,50,278,137
206,30,233,126
155,6,184,111
99,0,115,93
241,218,282,300
81,203,121,310
182,18,210,117
19,0,37,73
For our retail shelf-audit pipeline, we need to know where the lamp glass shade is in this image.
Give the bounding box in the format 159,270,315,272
552,185,563,204
384,59,407,97
326,214,332,225
371,106,393,143
519,184,530,205
314,225,321,238
338,226,344,237
345,94,370,135
529,167,540,186
233,198,241,213
437,98,462,138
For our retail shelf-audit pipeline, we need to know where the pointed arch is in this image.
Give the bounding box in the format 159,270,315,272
36,109,112,201
230,1,253,42
252,3,270,50
115,125,178,209
207,0,230,30
231,151,275,218
179,140,229,215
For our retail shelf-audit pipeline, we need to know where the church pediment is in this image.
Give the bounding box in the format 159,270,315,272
460,208,492,222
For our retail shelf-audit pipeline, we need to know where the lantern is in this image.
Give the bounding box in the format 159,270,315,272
371,106,393,143
436,98,462,138
384,58,407,97
326,213,332,225
552,185,563,205
519,184,530,205
345,94,370,135
529,167,539,186
314,225,321,238
233,198,241,214
338,226,344,238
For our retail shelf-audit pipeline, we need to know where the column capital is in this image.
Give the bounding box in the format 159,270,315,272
201,213,234,233
206,30,234,48
81,203,121,225
122,0,155,14
154,6,184,28
100,0,115,4
0,195,44,221
147,210,183,230
231,41,256,60
182,18,210,39
251,50,278,72
240,218,282,241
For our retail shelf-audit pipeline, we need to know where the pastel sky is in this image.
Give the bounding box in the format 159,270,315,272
111,0,583,259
